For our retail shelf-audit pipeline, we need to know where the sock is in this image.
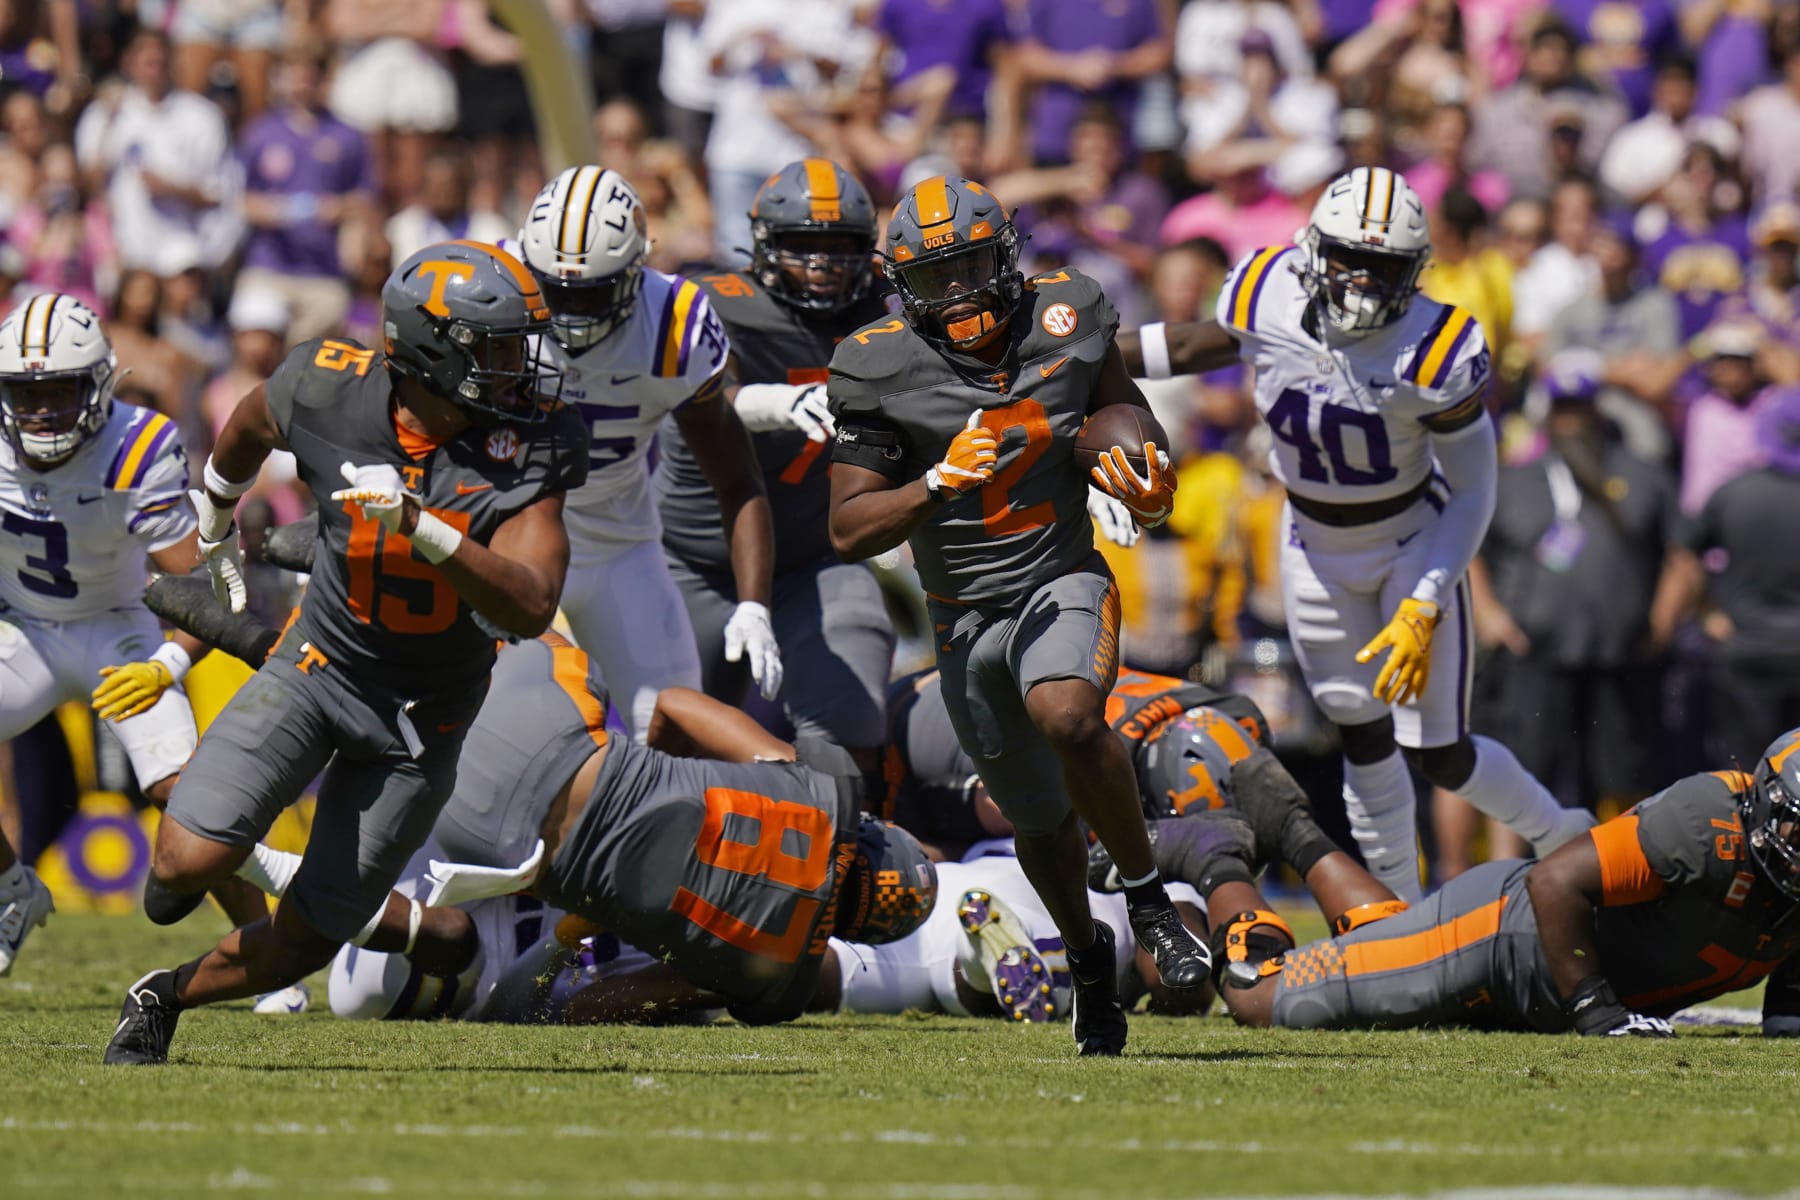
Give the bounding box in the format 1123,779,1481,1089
1455,736,1585,854
1063,920,1111,984
1343,752,1422,902
0,862,26,897
235,843,303,897
1121,870,1169,913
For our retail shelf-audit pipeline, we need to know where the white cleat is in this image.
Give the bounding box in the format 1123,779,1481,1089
252,982,311,1015
0,867,54,977
957,888,1058,1023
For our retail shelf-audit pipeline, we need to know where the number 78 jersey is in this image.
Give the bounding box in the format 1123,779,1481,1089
1218,245,1492,506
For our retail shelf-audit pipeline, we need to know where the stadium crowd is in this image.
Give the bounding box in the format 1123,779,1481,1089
1,0,1799,892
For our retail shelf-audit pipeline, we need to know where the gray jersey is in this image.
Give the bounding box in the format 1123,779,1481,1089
655,271,895,578
266,337,588,693
537,738,858,1023
828,268,1117,608
431,637,611,870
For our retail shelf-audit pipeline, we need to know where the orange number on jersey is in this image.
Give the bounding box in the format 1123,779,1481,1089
342,503,474,634
1031,271,1071,285
702,274,755,298
670,787,835,964
978,397,1054,536
851,319,906,345
314,340,374,375
778,367,831,485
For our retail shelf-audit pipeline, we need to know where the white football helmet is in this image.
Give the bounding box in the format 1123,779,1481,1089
516,165,649,350
1300,167,1430,338
0,292,117,466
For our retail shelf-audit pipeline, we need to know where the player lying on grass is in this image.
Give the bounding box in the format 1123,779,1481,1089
1113,727,1800,1036
133,574,936,1029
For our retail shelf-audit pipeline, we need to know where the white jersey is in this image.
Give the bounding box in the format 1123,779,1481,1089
0,403,194,621
1218,244,1491,506
529,263,731,564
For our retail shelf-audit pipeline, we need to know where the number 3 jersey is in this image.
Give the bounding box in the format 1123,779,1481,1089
266,338,588,694
828,268,1117,609
1218,244,1491,508
517,261,730,566
0,403,194,622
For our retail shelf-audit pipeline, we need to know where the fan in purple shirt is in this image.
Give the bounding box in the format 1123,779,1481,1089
875,0,1012,119
1016,0,1171,164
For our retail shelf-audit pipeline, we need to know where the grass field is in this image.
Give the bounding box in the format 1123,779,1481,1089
3,914,1793,1199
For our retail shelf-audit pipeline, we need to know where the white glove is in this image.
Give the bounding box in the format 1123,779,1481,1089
789,384,835,443
330,462,416,534
1087,486,1141,547
1605,1012,1675,1038
724,600,783,700
189,489,249,613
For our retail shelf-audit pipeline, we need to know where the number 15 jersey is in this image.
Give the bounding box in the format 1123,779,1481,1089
1218,245,1491,508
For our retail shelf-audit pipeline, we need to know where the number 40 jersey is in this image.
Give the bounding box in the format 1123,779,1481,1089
0,403,194,621
1218,245,1491,508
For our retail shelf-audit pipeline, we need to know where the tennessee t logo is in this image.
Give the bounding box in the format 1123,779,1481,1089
416,260,476,316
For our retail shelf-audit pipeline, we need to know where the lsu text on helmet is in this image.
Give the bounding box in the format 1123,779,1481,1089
750,158,879,314
517,166,649,351
0,292,117,467
383,240,562,426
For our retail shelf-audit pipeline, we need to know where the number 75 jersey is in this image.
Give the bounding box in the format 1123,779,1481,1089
1218,245,1492,506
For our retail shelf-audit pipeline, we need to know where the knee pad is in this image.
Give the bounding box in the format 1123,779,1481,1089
1209,909,1295,990
1332,899,1410,936
1407,739,1476,789
1338,716,1398,766
143,873,209,927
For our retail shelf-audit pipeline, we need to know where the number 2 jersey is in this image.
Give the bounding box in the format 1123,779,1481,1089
266,339,588,694
1218,244,1491,508
0,403,193,621
828,268,1116,609
655,270,895,578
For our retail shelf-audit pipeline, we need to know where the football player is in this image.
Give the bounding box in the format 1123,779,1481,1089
1116,167,1591,901
1182,731,1800,1037
103,241,590,1066
653,159,899,781
826,175,1211,1057
0,293,215,975
510,166,777,737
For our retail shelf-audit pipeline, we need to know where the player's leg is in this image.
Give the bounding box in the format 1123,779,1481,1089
772,559,897,776
1280,531,1424,899
1014,568,1212,992
1398,577,1593,856
562,540,705,741
0,619,63,975
663,552,749,705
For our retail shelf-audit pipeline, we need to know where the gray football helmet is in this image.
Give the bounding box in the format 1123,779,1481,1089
749,158,879,314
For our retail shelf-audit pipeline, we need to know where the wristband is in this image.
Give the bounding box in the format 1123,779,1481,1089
409,509,464,564
1139,321,1173,381
922,467,953,503
1567,973,1629,1036
148,640,194,683
203,455,257,501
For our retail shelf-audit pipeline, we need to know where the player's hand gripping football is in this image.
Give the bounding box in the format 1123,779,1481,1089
923,411,998,501
1356,598,1439,706
331,462,419,535
724,601,784,701
1089,441,1176,528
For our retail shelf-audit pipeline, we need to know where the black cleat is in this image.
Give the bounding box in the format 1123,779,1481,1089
1128,900,1213,991
104,970,182,1065
1069,922,1128,1057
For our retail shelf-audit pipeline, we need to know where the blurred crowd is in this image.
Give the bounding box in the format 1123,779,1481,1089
5,0,1800,879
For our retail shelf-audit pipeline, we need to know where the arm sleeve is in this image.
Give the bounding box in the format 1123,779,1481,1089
1410,414,1498,607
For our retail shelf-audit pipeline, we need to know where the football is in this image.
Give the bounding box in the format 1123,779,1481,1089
1075,404,1169,476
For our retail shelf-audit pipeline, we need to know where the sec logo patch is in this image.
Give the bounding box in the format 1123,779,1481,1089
484,427,520,463
1041,303,1078,337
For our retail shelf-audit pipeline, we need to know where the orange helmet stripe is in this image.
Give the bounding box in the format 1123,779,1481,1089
914,175,954,240
445,239,551,320
803,158,842,223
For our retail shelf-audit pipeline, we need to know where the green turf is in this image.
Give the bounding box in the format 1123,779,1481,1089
2,914,1790,1198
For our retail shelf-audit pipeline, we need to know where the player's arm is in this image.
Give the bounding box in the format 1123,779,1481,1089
645,686,796,763
411,492,570,639
828,461,939,563
1526,821,1674,1037
1116,320,1241,380
190,383,290,612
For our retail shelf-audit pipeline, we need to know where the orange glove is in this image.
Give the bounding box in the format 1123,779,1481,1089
1089,441,1176,528
924,411,999,500
1356,598,1440,705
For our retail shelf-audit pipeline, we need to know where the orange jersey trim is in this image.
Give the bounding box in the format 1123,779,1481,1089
1340,896,1508,977
1590,815,1667,907
549,644,609,748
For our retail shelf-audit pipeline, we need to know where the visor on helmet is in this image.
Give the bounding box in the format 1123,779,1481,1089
1749,771,1800,901
443,321,563,425
534,267,643,351
756,228,875,312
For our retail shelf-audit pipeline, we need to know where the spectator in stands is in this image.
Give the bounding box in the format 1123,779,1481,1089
1182,28,1337,184
385,147,511,268
11,141,115,315
1012,0,1172,164
1635,140,1750,340
587,0,674,128
1740,40,1800,205
0,90,52,221
1679,319,1776,515
1685,0,1775,120
1329,0,1481,143
74,27,242,283
1469,18,1625,201
1422,185,1512,365
452,0,546,217
1406,99,1508,215
872,0,1013,131
1744,201,1800,340
1560,0,1680,118
1511,176,1601,353
1159,140,1340,262
657,0,717,164
103,267,200,418
170,0,284,123
201,285,306,524
1368,0,1540,91
237,40,377,345
324,0,460,210
340,224,394,348
1655,387,1800,769
1598,54,1735,207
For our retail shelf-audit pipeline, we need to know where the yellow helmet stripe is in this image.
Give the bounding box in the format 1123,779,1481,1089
803,158,842,223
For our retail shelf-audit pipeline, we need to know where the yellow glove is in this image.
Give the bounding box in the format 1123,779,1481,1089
92,659,175,722
1355,598,1440,706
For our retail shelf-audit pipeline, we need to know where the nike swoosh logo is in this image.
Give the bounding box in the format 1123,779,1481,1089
436,721,462,733
1040,356,1071,379
611,374,638,385
77,494,103,505
456,482,494,495
1397,531,1420,547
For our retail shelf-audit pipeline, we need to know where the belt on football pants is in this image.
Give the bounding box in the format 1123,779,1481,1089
1286,476,1433,528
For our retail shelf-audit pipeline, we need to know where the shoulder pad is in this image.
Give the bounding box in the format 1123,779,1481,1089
1216,245,1301,335
1402,302,1485,396
647,276,728,381
103,407,184,493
